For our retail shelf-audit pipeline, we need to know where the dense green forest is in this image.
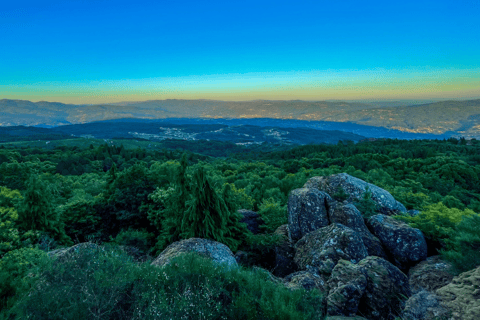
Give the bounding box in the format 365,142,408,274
1,137,480,319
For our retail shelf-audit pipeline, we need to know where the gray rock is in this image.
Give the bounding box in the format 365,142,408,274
294,223,368,275
435,266,480,320
272,224,298,277
327,259,367,317
151,238,237,269
357,256,411,320
329,203,387,258
304,173,407,215
367,214,427,270
238,209,264,234
403,290,449,320
284,270,329,293
288,188,333,242
48,242,99,260
408,256,454,294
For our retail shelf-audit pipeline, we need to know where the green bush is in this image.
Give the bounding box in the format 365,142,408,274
0,248,47,311
355,187,378,218
257,198,287,233
113,229,154,255
441,214,480,273
332,186,349,202
396,203,476,246
7,247,324,320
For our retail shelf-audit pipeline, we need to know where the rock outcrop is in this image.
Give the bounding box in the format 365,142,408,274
327,260,367,317
329,203,387,258
435,266,480,320
357,256,411,320
284,271,328,292
294,223,368,275
287,188,333,242
48,242,99,260
272,224,297,277
367,214,427,270
238,209,264,234
151,238,237,269
304,173,407,215
408,255,454,294
402,290,449,320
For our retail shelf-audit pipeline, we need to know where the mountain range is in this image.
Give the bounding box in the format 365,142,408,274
1,98,479,138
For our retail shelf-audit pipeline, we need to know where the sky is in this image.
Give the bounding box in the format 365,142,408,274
1,0,479,104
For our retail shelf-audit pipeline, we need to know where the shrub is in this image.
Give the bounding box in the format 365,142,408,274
113,229,154,255
258,198,287,233
441,214,480,273
7,247,324,320
332,186,349,202
355,186,378,218
0,248,47,311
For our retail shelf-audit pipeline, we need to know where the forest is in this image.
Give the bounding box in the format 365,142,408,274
1,137,480,319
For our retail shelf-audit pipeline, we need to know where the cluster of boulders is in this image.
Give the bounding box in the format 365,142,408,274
52,173,480,320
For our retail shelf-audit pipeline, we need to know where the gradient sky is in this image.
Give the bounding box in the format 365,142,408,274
1,0,479,103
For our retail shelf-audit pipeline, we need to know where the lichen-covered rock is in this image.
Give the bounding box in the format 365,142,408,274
327,260,367,317
402,290,449,320
287,188,333,242
294,223,368,275
284,271,328,293
367,214,427,270
325,316,368,320
408,256,454,294
273,224,297,277
238,209,264,234
357,256,411,320
151,238,237,269
329,203,387,258
304,173,407,215
48,242,99,260
435,266,480,320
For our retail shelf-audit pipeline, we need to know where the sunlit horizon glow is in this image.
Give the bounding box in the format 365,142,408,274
1,0,479,104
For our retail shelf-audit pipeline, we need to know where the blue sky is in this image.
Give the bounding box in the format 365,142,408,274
1,0,479,103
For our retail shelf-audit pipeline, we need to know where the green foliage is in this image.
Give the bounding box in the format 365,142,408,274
59,198,100,243
113,229,154,255
355,186,378,218
396,203,475,245
7,248,323,320
257,198,287,233
181,167,248,251
0,248,47,311
0,206,20,257
332,186,349,202
17,176,71,245
441,214,480,273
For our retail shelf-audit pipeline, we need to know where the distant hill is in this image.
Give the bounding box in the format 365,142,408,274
1,98,479,138
0,122,366,145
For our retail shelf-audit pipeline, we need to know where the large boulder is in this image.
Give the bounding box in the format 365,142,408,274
304,173,407,215
367,214,427,270
287,188,333,242
284,270,329,293
327,260,367,317
402,290,449,320
294,223,368,275
435,266,480,320
238,209,264,234
272,224,297,277
329,203,387,258
357,256,411,320
408,256,454,294
151,238,237,269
